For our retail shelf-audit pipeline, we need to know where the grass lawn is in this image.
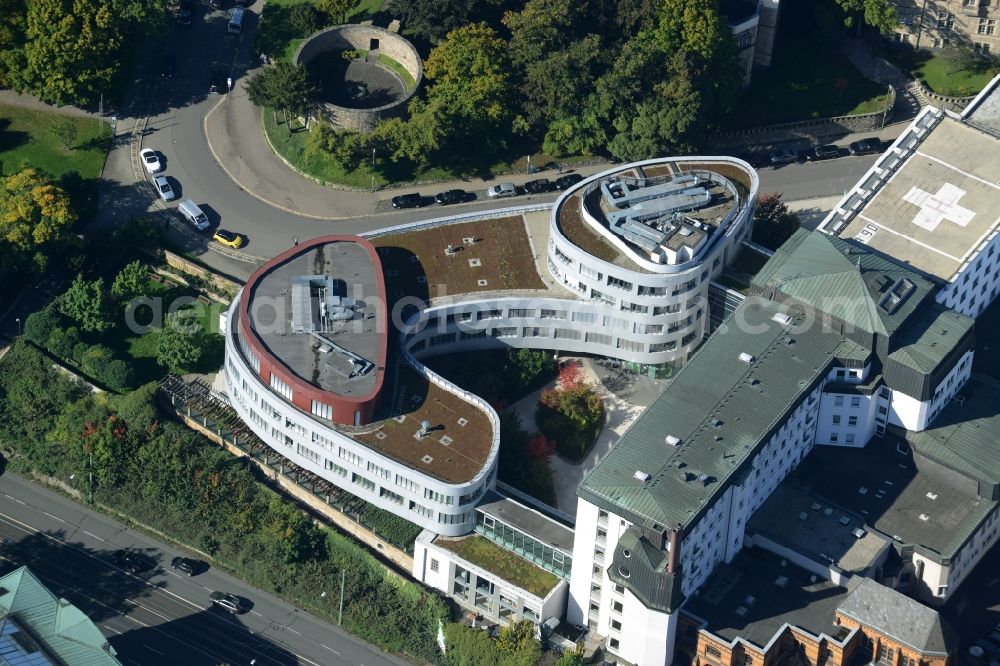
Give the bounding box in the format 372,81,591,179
437,535,559,598
0,104,109,221
377,54,416,90
880,46,998,97
728,0,889,128
256,0,386,62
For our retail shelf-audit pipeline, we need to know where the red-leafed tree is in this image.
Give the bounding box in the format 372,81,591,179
527,432,556,461
557,360,583,390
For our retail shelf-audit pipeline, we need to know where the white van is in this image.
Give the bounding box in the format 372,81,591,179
227,7,244,34
178,199,210,231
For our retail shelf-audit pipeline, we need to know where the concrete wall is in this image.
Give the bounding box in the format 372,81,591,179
293,25,422,133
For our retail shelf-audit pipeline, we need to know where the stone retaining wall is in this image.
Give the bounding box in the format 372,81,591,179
710,86,896,149
916,80,977,112
294,24,422,133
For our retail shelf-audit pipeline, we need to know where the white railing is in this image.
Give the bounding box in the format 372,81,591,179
361,203,553,240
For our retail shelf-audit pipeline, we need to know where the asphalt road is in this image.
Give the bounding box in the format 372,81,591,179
104,0,888,281
0,472,412,666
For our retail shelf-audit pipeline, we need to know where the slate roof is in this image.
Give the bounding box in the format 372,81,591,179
578,296,847,532
605,529,682,613
905,375,1000,498
837,578,956,655
751,230,935,339
0,566,122,665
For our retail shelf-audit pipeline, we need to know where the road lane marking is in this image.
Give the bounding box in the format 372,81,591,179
288,628,301,636
249,609,261,616
42,511,66,523
143,645,165,655
320,644,341,655
101,624,122,635
81,530,106,542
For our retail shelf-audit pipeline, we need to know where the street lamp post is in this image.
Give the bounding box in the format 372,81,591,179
15,318,20,337
371,148,376,193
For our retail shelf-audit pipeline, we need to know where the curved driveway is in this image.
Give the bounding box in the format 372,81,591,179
96,0,899,282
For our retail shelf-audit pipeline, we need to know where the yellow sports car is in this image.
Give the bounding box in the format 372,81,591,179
213,229,244,249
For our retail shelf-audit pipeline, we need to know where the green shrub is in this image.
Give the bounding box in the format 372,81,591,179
360,503,422,549
24,305,63,346
45,326,80,359
537,384,603,462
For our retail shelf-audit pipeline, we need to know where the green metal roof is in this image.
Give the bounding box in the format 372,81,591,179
752,230,935,339
605,529,683,613
579,296,846,532
906,375,1000,499
0,566,122,665
887,306,973,374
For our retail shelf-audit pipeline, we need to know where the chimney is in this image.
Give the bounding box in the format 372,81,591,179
667,526,683,575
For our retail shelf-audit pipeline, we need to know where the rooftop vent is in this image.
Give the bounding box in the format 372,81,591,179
810,503,822,511
798,512,808,520
858,486,868,495
852,528,867,539
623,548,632,559
926,491,938,500
633,470,651,482
735,606,748,618
772,313,792,326
823,508,833,516
618,565,631,578
738,352,755,363
919,513,929,521
665,435,681,446
838,516,851,526
774,576,789,589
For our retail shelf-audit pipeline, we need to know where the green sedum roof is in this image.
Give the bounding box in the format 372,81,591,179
579,296,847,532
0,566,122,665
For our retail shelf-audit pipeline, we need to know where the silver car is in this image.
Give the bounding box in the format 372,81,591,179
487,182,516,199
153,175,176,201
209,591,244,614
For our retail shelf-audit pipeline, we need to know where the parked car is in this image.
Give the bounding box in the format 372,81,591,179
849,137,882,155
112,550,156,574
769,147,800,165
160,55,175,78
435,189,466,205
177,0,193,24
391,192,422,209
487,182,517,199
805,144,841,161
209,591,246,614
209,69,229,94
213,229,244,248
170,557,202,576
209,0,225,8
524,178,552,194
140,148,162,174
153,175,176,201
554,173,584,190
234,0,254,6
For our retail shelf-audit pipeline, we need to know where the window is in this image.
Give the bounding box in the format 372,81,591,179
555,328,582,340
832,415,842,425
609,638,620,651
608,276,633,291
850,396,861,407
395,474,419,493
580,265,602,281
324,459,347,476
744,654,754,666
522,326,548,338
848,416,858,427
831,433,839,443
612,600,623,613
508,308,532,318
296,443,320,464
410,500,433,519
586,332,612,345
352,473,375,492
610,619,622,631
540,309,566,319
937,12,954,30
975,42,992,54
846,434,856,444
339,447,363,466
900,654,916,666
368,461,392,479
979,18,997,35
876,643,895,665
380,487,404,505
311,400,332,420
572,311,596,324
492,327,517,338
834,396,844,407
430,558,439,572
270,374,293,400
425,488,454,505
706,646,722,659
613,584,624,594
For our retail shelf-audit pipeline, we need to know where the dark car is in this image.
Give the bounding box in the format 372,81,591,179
524,178,552,194
806,144,841,161
170,556,202,576
234,0,254,6
112,549,156,574
209,0,225,8
554,173,584,190
391,193,422,209
209,69,229,94
769,147,799,165
848,137,882,155
209,591,246,614
160,55,175,78
177,0,193,24
435,189,466,205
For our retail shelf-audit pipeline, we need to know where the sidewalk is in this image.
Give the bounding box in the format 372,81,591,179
0,90,103,119
203,78,614,220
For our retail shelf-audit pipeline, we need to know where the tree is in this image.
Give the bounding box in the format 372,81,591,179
111,260,148,305
46,325,80,359
835,0,898,34
0,168,76,252
511,348,555,387
316,0,351,24
422,23,511,153
4,0,168,105
558,360,583,390
59,275,113,333
395,0,506,44
49,116,78,150
244,61,319,132
23,304,63,346
555,645,585,666
156,311,204,372
752,192,801,251
495,620,541,666
289,3,322,36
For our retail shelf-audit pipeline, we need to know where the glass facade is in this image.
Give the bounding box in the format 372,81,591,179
475,511,573,580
